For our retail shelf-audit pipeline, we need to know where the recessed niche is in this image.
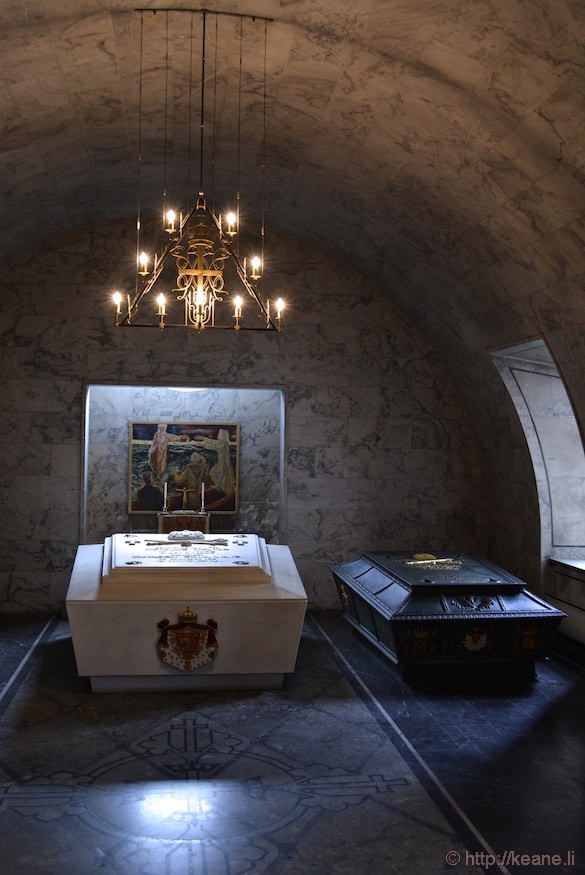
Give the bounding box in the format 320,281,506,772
83,384,285,544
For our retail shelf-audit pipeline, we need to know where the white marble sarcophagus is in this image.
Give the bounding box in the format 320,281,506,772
66,533,307,692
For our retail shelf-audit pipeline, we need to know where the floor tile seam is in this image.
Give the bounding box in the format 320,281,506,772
308,614,514,875
0,616,59,716
349,678,485,751
309,621,492,752
302,620,525,762
394,718,493,756
321,625,486,723
351,671,544,750
340,687,504,768
550,646,585,675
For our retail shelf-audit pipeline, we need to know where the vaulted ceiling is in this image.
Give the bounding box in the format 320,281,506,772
3,1,585,387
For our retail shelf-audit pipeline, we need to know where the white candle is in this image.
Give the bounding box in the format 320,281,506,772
163,482,168,507
201,481,205,509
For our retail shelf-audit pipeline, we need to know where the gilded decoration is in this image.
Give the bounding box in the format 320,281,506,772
156,607,218,672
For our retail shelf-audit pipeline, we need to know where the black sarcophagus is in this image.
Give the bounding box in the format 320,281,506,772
331,551,566,681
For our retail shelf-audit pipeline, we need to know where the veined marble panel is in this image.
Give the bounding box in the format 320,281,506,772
1,223,485,610
85,384,283,549
291,426,349,463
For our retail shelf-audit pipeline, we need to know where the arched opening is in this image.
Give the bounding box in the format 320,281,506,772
491,340,585,644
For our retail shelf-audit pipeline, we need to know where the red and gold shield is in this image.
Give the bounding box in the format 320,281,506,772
156,607,218,672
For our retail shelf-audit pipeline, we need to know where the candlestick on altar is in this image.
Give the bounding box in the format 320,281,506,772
163,482,168,512
200,481,205,512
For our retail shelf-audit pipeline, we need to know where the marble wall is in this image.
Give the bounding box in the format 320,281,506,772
492,352,585,560
383,209,585,595
0,220,487,611
85,385,283,543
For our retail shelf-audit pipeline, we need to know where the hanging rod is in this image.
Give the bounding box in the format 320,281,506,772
134,8,274,22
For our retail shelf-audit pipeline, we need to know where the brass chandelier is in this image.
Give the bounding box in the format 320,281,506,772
112,8,284,332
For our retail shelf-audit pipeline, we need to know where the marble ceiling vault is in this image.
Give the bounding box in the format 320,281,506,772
2,0,585,421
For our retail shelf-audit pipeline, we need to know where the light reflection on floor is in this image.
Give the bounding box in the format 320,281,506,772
139,785,213,822
0,614,584,874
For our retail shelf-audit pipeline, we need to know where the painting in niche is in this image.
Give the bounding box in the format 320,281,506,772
129,422,240,514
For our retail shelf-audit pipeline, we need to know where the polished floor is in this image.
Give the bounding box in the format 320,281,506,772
0,612,584,875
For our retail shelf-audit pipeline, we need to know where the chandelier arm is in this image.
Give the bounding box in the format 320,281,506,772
202,204,278,330
121,203,202,323
116,322,278,330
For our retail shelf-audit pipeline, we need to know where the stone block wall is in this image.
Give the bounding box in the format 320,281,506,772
0,220,487,611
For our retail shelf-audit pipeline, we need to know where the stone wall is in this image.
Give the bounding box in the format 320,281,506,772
381,211,585,594
0,220,487,611
85,385,283,543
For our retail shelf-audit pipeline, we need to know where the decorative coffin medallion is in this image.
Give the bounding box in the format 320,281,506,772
156,607,218,672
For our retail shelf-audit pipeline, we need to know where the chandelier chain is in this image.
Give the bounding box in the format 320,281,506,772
199,11,207,196
162,10,170,226
187,13,194,203
135,10,145,300
210,14,219,212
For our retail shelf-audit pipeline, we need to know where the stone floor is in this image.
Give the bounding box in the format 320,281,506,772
0,612,584,875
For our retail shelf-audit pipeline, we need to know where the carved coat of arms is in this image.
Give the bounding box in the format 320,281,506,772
156,607,218,672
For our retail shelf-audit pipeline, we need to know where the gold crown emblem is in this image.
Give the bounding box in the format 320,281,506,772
178,606,198,623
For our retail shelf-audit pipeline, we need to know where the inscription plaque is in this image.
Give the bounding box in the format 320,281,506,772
102,533,271,587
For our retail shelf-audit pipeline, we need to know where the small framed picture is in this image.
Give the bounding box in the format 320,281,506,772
129,421,240,514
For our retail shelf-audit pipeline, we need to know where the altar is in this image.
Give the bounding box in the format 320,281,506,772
66,533,307,692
